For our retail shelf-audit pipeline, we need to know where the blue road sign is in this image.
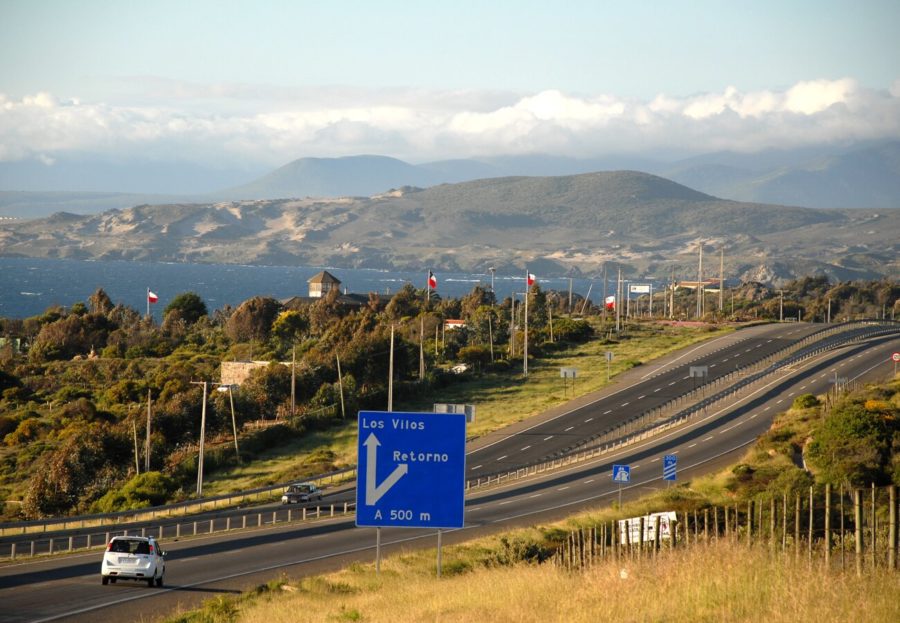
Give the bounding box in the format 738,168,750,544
612,464,631,483
663,454,677,481
356,411,466,529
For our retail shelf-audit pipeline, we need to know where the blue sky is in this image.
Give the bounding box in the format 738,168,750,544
1,0,899,167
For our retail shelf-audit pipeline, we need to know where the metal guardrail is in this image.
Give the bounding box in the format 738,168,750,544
0,467,357,538
0,501,359,561
465,321,899,488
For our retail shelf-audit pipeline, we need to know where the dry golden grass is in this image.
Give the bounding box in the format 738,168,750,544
227,541,899,623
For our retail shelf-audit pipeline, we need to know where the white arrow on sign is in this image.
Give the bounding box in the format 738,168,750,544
364,432,408,505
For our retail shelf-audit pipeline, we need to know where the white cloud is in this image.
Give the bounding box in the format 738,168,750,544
1,78,899,167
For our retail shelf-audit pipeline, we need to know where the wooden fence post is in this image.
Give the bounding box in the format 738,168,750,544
747,500,753,546
871,483,877,569
824,483,832,570
808,486,814,562
887,485,897,571
854,489,863,577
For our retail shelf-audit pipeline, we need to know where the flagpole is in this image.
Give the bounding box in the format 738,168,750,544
524,269,529,377
146,287,150,319
426,269,430,306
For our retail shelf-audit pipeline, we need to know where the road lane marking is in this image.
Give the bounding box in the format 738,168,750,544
471,465,482,470
558,486,570,491
638,395,646,400
654,388,661,392
603,410,612,415
565,426,574,432
688,443,697,448
703,436,714,442
499,500,512,505
497,455,507,461
621,402,630,407
520,446,531,451
584,418,594,423
529,494,542,499
543,436,554,441
584,479,595,484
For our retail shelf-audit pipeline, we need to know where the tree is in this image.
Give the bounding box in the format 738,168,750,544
224,296,281,343
163,292,208,325
88,288,114,315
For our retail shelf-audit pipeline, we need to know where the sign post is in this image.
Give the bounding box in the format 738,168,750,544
560,367,577,396
892,352,900,376
612,464,631,507
605,351,614,381
663,454,677,486
356,410,466,575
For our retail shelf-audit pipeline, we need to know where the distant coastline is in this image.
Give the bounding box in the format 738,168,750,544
0,257,601,319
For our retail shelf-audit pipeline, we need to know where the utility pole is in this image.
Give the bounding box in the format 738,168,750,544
291,346,296,418
696,242,703,319
336,353,346,419
144,389,152,473
615,267,622,333
719,247,724,313
670,265,676,319
602,263,608,326
388,325,394,412
419,316,425,381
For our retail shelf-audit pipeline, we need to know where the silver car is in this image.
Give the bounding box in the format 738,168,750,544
101,536,166,587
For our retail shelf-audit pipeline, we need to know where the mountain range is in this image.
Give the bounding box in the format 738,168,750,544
1,141,899,219
1,170,897,285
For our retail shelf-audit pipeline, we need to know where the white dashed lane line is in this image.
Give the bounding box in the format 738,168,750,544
520,445,531,451
603,410,612,415
529,494,542,499
621,402,630,407
543,435,554,441
638,395,646,400
688,443,697,448
654,388,661,392
565,426,574,432
584,418,593,423
702,436,713,442
497,455,507,461
558,486,570,491
584,479,595,484
471,464,482,470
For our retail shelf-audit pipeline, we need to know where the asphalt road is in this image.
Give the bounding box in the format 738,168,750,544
1,326,897,623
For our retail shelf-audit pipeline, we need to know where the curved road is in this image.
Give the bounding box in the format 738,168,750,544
1,325,897,623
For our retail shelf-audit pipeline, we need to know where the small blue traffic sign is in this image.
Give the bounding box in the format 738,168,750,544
612,464,631,483
663,454,677,481
356,411,466,529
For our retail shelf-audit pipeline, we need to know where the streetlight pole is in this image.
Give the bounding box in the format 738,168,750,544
488,267,495,298
215,383,240,464
779,290,784,322
190,380,208,497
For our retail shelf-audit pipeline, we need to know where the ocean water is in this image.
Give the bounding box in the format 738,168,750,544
0,258,603,319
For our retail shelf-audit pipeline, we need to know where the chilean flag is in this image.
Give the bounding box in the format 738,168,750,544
428,271,437,290
605,295,615,311
526,273,536,286
147,289,159,304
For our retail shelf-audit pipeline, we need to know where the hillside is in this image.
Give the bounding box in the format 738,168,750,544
0,171,898,283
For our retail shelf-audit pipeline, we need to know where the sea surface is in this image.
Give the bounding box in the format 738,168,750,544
0,258,606,319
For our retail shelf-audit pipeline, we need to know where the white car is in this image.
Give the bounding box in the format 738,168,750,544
101,536,166,587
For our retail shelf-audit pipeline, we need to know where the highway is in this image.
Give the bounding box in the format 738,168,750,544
0,324,897,623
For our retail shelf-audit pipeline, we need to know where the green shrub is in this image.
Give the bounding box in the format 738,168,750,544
92,471,176,513
792,394,820,409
